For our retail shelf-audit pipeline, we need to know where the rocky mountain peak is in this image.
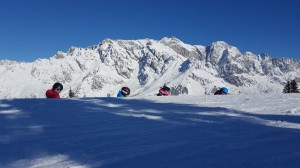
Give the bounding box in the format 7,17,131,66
0,37,299,98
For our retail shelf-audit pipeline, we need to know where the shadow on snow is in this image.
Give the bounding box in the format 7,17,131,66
0,97,300,168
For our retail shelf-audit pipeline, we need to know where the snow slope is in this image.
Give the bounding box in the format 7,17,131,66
1,94,300,168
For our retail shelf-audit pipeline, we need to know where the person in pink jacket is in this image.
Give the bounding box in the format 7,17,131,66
157,85,170,96
46,82,63,98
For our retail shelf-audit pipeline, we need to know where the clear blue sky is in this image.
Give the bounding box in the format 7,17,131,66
1,0,299,62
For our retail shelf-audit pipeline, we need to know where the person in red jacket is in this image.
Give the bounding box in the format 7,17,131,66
157,85,170,96
46,82,63,98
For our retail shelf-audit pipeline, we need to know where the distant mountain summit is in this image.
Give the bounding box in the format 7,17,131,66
0,37,299,98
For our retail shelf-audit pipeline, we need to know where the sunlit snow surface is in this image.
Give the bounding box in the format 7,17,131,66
1,94,300,168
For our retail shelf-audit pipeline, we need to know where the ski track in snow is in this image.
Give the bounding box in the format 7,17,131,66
1,94,300,168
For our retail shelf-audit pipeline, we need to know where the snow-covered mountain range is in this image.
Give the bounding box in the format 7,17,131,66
0,37,299,98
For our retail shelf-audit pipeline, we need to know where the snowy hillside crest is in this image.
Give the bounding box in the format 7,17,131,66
0,37,300,98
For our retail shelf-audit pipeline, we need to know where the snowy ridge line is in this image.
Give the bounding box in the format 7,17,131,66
0,37,299,98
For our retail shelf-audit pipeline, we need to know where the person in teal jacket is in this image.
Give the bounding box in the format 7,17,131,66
214,87,228,95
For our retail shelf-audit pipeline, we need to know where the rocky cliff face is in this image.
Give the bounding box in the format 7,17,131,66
0,37,299,98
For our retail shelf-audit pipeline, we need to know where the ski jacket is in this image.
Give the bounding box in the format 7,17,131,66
46,89,61,98
214,90,226,95
117,91,125,97
157,89,169,96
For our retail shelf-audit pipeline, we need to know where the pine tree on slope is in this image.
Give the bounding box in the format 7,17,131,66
290,80,299,93
283,81,291,93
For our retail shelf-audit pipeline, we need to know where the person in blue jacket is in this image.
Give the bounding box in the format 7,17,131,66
214,87,228,95
117,87,131,97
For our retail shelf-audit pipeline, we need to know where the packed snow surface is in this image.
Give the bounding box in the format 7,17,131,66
1,94,300,168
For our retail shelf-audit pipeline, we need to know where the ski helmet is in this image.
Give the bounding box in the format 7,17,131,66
162,85,170,92
220,87,228,94
121,87,130,96
52,82,63,91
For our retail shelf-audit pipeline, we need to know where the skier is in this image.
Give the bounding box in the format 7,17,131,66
117,87,131,97
157,85,170,96
214,87,228,95
46,82,63,98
